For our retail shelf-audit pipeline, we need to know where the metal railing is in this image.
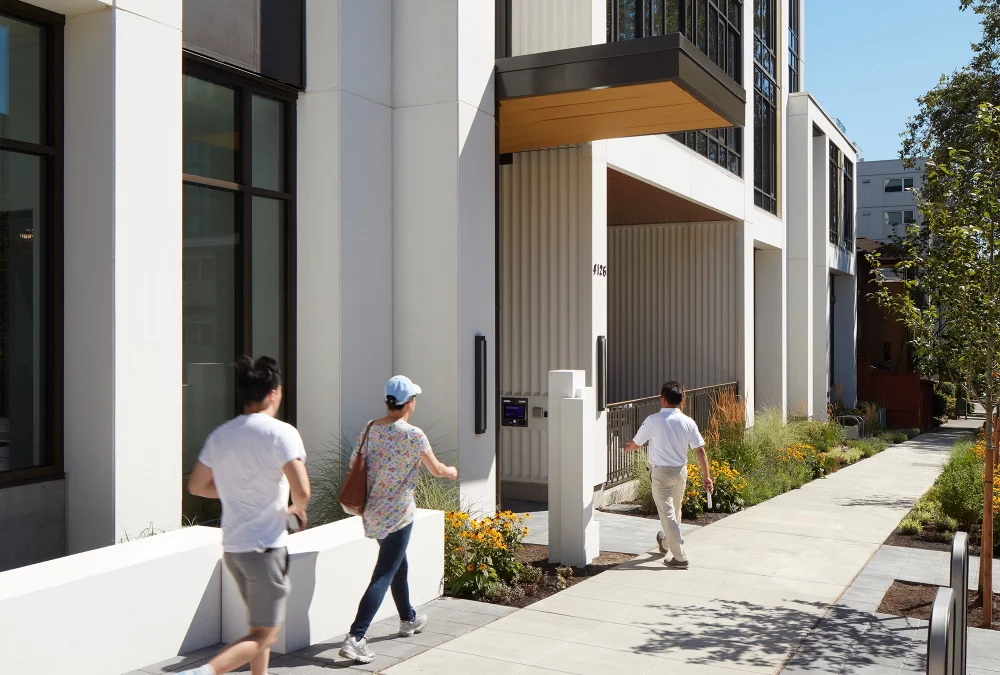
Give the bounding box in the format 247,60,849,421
604,382,740,486
927,531,969,675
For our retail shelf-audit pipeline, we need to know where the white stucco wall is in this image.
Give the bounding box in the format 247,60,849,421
63,3,182,553
391,0,496,511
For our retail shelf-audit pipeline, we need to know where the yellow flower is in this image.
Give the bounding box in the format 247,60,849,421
478,563,487,571
524,513,531,519
467,565,474,571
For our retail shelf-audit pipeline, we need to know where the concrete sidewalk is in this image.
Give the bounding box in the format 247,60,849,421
784,544,1000,675
383,419,981,675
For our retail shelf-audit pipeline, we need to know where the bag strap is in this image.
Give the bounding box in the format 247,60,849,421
358,421,375,457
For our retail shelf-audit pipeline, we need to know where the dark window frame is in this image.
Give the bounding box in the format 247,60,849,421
182,53,299,431
843,156,854,249
753,0,777,214
605,0,744,177
0,0,64,488
788,0,800,93
829,142,841,245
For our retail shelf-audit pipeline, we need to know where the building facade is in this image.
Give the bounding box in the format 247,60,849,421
0,0,856,570
856,158,923,244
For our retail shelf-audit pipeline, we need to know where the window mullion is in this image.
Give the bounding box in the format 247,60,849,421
241,88,254,362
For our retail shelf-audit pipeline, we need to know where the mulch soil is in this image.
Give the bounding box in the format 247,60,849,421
483,544,636,609
885,525,986,557
878,580,1000,631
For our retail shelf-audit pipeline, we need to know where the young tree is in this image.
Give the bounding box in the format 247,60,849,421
873,104,1000,627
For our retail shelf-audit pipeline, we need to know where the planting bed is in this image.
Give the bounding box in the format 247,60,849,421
878,579,1000,631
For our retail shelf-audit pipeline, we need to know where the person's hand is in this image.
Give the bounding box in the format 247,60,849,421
444,466,458,481
703,476,714,493
288,503,308,530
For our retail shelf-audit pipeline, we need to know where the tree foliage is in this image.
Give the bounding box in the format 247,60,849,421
875,105,1000,423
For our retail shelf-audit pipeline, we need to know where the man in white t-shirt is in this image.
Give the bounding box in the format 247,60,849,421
180,356,310,675
625,381,712,569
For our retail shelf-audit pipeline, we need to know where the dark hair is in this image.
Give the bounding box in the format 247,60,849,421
236,356,282,404
661,381,685,406
385,395,408,412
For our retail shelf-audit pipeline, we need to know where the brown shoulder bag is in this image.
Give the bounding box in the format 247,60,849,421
339,421,374,517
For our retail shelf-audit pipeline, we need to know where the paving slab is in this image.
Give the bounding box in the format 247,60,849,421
381,419,981,675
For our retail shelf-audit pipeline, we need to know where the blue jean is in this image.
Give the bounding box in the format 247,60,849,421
349,522,416,638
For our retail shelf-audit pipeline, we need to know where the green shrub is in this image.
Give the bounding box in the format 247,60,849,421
847,439,879,458
936,382,957,397
937,439,984,528
904,428,922,440
799,420,846,453
415,471,461,512
827,447,863,465
882,430,909,444
308,434,353,527
899,516,922,535
518,564,542,585
930,512,959,533
630,452,657,514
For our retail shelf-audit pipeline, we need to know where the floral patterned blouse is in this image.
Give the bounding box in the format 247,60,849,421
351,420,431,540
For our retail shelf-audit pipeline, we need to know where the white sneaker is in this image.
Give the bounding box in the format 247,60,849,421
340,636,376,664
400,613,428,636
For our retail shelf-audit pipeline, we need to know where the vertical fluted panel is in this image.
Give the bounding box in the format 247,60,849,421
500,147,587,483
511,0,595,56
607,222,740,403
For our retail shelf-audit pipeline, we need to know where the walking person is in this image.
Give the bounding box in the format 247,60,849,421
624,381,712,569
179,356,310,675
340,375,459,664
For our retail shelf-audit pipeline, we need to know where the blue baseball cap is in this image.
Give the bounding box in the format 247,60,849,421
385,375,422,405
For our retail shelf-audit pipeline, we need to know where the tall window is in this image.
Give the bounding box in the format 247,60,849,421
788,0,800,92
0,5,62,485
605,1,744,176
753,0,777,213
829,142,841,244
182,66,295,522
843,157,854,247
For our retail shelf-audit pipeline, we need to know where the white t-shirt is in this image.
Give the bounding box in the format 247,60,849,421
198,413,306,553
633,407,705,467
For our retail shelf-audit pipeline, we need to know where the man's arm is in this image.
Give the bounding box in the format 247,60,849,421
624,440,642,452
188,461,219,499
694,446,713,492
282,458,311,528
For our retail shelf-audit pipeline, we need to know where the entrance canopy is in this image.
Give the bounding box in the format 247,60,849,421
496,34,746,155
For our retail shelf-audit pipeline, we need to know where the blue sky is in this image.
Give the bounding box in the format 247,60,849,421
805,0,983,161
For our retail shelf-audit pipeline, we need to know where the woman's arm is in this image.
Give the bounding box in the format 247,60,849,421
421,448,458,480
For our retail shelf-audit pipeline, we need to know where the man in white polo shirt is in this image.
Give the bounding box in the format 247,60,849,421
625,381,712,569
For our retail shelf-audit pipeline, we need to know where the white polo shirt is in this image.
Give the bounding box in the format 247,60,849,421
633,407,705,467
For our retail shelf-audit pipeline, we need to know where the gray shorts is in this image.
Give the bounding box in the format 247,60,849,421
224,548,291,628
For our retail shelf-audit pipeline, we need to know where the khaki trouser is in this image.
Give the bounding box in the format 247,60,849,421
651,465,687,562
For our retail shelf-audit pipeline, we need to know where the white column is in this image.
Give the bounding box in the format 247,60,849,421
737,226,756,424
786,103,816,418
297,0,394,465
812,144,833,421
63,4,182,552
754,247,787,413
548,370,598,567
392,0,496,512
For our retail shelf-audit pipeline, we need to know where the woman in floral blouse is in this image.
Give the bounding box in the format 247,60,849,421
340,376,458,665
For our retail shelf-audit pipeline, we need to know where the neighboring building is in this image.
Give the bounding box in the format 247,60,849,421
856,159,924,244
0,0,857,570
854,158,924,373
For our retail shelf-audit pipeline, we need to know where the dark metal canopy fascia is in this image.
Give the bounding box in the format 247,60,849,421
496,33,746,129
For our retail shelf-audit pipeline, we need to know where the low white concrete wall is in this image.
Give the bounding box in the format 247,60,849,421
0,526,224,675
223,509,445,654
0,510,445,674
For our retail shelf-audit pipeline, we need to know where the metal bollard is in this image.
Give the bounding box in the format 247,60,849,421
927,587,955,675
951,532,969,675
